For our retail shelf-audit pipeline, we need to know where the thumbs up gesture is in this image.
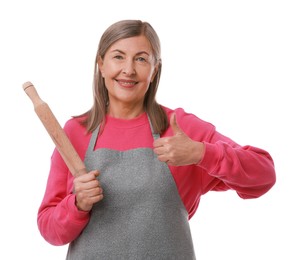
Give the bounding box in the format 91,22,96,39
153,113,205,166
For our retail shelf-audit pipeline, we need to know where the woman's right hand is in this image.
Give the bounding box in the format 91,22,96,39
73,170,103,211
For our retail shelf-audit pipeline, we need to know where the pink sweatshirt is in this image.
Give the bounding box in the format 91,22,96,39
37,107,276,246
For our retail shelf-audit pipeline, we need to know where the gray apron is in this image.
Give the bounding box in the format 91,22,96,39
66,120,196,260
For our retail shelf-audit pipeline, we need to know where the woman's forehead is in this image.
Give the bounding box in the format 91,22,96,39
108,35,153,55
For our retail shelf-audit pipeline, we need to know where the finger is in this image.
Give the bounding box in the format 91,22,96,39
90,193,104,204
90,169,100,178
153,146,168,155
77,170,99,182
86,187,104,204
153,136,170,148
156,154,169,163
76,191,103,211
170,113,183,135
88,186,103,197
85,179,101,190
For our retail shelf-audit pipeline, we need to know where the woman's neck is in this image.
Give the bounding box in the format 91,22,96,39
107,102,145,119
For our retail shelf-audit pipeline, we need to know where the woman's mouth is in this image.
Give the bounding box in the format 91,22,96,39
116,79,138,88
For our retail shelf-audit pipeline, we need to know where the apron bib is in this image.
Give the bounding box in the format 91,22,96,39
67,121,195,259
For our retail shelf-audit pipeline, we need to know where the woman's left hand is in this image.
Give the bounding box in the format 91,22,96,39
153,113,205,166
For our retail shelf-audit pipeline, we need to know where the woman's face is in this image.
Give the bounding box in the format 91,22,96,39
98,35,158,112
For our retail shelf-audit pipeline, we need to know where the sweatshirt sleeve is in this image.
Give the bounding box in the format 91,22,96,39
173,108,276,199
37,119,90,246
199,129,276,197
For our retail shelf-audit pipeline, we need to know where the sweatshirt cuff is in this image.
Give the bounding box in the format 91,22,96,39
198,142,221,174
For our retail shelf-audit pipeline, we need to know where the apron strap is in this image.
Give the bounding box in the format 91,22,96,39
147,116,160,141
87,113,160,153
87,125,100,152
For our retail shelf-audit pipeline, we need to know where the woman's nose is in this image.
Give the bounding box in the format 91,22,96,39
122,60,136,75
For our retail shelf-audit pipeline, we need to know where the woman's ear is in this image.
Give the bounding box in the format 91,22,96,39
97,57,105,78
151,62,160,83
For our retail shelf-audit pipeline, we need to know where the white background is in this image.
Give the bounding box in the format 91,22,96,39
1,0,296,259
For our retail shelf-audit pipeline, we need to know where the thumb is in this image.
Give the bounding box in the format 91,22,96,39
90,169,100,178
170,113,183,135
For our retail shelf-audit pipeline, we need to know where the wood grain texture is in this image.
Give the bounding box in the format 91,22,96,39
23,81,86,177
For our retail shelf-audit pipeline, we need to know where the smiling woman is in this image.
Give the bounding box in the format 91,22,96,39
98,35,159,118
35,19,276,260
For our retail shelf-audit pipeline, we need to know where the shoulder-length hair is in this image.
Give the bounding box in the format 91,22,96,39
77,20,168,134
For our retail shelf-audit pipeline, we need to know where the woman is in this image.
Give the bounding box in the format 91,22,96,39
37,20,276,259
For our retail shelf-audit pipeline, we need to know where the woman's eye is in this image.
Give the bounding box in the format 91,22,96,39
136,57,146,62
114,55,123,60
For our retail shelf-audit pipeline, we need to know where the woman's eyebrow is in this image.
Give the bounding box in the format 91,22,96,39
110,49,150,56
110,49,125,54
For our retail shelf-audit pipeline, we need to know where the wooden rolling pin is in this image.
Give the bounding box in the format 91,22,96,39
22,81,86,177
